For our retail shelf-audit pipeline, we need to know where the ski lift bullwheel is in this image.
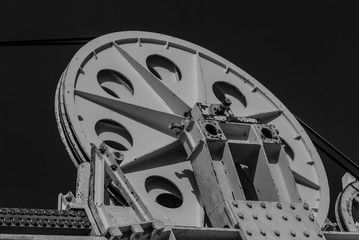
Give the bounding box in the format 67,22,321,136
55,31,329,227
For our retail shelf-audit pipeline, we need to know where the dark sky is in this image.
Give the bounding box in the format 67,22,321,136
0,1,358,222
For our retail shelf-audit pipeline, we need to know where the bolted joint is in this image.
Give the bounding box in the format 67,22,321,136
110,164,117,171
216,98,232,115
113,151,124,164
168,122,184,134
168,122,184,130
98,143,107,154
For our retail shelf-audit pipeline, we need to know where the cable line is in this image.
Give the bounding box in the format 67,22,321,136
295,115,359,179
0,37,95,46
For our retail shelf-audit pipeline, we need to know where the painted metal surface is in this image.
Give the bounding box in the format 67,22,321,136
55,31,329,226
335,174,359,232
0,208,91,235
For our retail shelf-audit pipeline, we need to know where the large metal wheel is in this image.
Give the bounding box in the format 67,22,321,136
55,31,329,226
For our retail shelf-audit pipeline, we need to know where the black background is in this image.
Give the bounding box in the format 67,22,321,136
0,1,358,222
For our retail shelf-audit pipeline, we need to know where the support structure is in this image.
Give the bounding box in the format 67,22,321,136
0,31,358,239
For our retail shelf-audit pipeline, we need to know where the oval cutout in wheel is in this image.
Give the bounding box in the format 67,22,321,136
146,55,182,83
95,119,133,151
213,81,247,111
145,176,183,209
97,69,134,98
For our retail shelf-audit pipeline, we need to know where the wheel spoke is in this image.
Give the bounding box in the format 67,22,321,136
113,42,191,116
195,52,207,103
121,140,184,173
75,90,184,138
243,109,283,123
292,170,320,190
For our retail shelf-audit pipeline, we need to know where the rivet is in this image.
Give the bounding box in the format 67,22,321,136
296,215,301,221
77,210,86,217
51,210,60,216
246,202,252,208
34,209,43,216
74,220,82,228
43,210,51,216
30,219,38,226
252,214,258,220
3,217,12,226
246,230,252,236
60,210,69,216
303,231,310,237
290,203,296,210
39,219,47,227
69,210,77,217
260,202,266,208
8,209,15,215
12,218,20,226
82,219,91,228
318,232,323,238
232,201,238,208
48,219,56,227
282,215,288,221
65,220,73,227
303,203,309,210
276,203,282,209
56,219,64,227
309,215,315,222
25,209,34,215
238,213,244,219
274,230,280,236
290,230,296,237
16,209,25,215
260,230,266,236
266,214,272,220
21,218,30,226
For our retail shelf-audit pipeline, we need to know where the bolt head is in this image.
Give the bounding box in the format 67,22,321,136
246,202,252,208
260,202,266,208
260,230,266,236
303,203,309,210
274,230,280,236
21,218,30,226
99,147,106,154
48,219,56,227
252,214,258,220
246,230,252,236
276,203,282,209
266,214,272,220
223,98,232,106
110,164,117,171
303,231,310,237
290,203,296,210
3,217,11,226
290,231,296,237
317,232,323,238
232,201,238,207
282,215,288,221
12,218,20,226
82,220,91,228
309,215,315,221
296,215,301,221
